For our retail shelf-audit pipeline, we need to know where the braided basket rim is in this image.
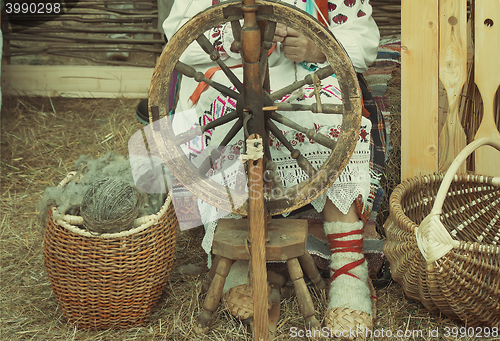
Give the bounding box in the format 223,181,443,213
51,171,173,238
51,193,172,239
389,172,500,249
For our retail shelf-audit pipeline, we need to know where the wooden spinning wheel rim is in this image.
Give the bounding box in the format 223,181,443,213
148,0,362,216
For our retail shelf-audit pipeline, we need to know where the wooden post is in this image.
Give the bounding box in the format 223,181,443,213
401,0,439,180
248,136,269,341
241,0,268,338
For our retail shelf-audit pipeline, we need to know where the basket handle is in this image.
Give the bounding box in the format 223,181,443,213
432,137,500,216
416,137,500,263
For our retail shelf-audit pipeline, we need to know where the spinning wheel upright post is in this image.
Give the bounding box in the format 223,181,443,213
240,0,269,339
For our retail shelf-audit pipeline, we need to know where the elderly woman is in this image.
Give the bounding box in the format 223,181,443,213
161,0,385,335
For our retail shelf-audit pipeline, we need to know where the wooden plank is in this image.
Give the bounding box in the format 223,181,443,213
438,0,467,173
401,0,440,180
474,0,500,176
1,65,153,98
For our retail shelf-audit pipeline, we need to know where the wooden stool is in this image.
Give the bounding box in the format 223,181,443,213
195,218,327,334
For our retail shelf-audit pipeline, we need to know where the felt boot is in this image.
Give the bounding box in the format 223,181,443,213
323,220,376,340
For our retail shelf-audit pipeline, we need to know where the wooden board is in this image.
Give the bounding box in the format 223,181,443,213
1,65,153,98
401,0,440,180
474,0,500,176
438,0,467,173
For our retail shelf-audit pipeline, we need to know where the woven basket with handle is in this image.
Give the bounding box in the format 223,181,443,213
383,137,500,328
43,172,178,330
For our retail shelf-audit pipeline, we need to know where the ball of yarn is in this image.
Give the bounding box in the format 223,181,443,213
80,178,139,234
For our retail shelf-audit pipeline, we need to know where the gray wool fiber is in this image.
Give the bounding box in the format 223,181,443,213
39,151,165,227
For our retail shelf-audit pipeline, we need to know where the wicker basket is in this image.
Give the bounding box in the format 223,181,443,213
43,172,178,330
383,137,500,328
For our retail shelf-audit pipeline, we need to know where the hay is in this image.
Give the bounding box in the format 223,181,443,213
376,67,402,237
0,92,476,340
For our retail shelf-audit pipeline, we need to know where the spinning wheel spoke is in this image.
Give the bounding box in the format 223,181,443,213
219,117,244,147
266,119,317,177
269,111,337,151
269,65,334,102
231,20,242,50
265,161,284,196
242,111,252,140
196,34,244,93
265,103,344,114
197,117,244,177
174,110,239,145
260,21,276,85
204,110,240,131
174,126,203,145
175,61,240,100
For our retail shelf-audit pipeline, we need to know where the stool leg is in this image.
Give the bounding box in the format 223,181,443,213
201,255,221,294
299,252,327,290
287,258,320,330
195,256,233,334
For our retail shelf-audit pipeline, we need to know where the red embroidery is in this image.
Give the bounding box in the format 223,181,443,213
295,132,305,143
211,27,220,38
360,128,368,140
344,0,356,7
329,127,340,138
328,3,337,11
357,10,366,17
232,145,241,155
214,40,224,52
332,13,348,25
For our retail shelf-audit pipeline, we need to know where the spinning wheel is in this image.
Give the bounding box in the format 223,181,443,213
148,0,362,339
148,0,362,216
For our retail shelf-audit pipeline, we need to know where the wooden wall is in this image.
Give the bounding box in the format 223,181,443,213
401,0,500,179
1,0,162,67
2,0,402,98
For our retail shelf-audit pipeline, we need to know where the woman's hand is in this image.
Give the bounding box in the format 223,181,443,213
273,23,288,43
281,27,326,64
232,23,288,52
